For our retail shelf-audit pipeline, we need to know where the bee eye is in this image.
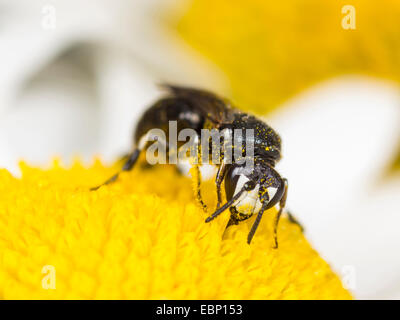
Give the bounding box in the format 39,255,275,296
225,166,241,201
244,181,255,191
225,165,255,200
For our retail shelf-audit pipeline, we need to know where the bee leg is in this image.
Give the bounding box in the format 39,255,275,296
286,210,304,232
205,187,247,223
215,163,228,209
273,179,288,249
90,149,140,191
247,195,270,244
221,216,239,239
192,164,208,212
192,144,208,212
226,216,239,228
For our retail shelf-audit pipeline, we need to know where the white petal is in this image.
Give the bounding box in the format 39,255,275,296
265,76,400,298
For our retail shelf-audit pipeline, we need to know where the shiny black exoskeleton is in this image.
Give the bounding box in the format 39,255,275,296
92,85,301,246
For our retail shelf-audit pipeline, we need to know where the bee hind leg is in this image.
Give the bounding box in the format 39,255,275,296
90,149,140,191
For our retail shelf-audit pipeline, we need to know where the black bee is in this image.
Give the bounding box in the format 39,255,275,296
91,85,301,246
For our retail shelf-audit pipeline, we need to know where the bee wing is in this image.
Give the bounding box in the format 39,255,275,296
265,77,400,299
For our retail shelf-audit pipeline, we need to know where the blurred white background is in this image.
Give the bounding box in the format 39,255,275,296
0,0,399,299
0,0,228,173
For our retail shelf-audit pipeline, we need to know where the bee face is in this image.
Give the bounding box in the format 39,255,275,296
225,164,280,219
224,169,254,220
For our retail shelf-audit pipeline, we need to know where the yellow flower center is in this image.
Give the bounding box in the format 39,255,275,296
0,159,351,299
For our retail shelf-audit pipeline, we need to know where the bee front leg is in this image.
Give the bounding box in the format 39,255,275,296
247,184,270,244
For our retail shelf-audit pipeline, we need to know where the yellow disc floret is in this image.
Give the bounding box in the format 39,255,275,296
0,159,351,299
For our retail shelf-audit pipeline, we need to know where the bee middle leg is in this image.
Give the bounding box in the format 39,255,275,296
192,144,208,212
